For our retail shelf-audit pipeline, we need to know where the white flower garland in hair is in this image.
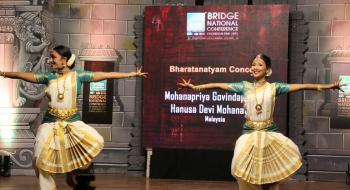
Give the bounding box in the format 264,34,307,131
67,54,76,67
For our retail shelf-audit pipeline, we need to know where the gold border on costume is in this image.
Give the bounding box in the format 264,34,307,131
229,82,302,185
33,71,104,189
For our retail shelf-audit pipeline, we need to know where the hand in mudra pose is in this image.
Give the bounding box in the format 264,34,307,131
129,66,148,78
177,78,196,90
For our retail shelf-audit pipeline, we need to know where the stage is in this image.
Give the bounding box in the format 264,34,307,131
1,0,350,188
0,174,348,190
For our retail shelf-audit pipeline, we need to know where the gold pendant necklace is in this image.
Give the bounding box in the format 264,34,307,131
255,104,262,114
254,81,266,115
57,74,68,100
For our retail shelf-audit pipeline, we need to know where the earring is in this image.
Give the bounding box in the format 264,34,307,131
266,69,272,77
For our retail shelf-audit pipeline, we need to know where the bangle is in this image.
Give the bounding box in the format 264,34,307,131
317,85,322,91
193,85,203,91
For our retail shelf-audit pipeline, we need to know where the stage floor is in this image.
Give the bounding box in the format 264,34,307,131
0,174,348,190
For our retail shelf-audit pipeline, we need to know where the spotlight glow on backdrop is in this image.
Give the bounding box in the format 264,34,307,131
0,44,13,107
0,43,16,143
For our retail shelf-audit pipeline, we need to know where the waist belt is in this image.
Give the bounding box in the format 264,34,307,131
48,107,78,120
245,119,274,131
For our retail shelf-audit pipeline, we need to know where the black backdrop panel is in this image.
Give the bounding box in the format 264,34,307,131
150,149,234,181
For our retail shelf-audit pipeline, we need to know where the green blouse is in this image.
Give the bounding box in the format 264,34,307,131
227,81,290,133
34,70,94,123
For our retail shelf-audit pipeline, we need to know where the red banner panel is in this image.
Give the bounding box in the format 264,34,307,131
143,5,289,150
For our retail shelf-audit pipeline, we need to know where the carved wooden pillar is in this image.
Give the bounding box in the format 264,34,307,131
0,1,49,175
288,11,308,180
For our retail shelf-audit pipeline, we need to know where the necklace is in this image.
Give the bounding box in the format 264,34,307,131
253,81,266,115
57,74,68,100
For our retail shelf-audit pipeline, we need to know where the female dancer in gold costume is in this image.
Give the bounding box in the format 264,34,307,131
178,54,343,190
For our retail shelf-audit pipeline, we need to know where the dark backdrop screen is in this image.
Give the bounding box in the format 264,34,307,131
143,5,289,150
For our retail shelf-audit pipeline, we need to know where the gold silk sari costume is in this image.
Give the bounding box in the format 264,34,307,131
33,70,104,190
228,81,302,189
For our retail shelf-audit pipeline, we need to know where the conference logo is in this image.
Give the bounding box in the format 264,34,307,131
187,12,206,36
187,11,240,40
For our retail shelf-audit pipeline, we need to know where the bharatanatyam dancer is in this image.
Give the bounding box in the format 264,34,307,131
178,53,343,190
0,45,147,190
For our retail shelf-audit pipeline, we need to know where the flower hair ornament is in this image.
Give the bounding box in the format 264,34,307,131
67,54,76,67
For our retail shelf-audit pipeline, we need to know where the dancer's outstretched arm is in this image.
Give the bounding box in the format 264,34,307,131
288,80,343,93
177,78,231,91
92,67,147,82
0,71,37,83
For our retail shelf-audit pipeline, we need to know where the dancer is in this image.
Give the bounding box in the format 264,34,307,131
0,45,147,190
177,53,343,190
